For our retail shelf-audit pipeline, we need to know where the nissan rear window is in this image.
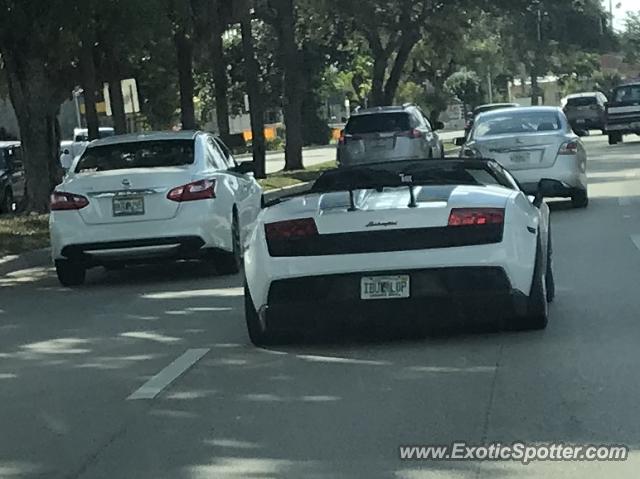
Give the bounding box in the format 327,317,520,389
346,113,412,134
566,97,597,107
75,140,195,173
473,111,562,137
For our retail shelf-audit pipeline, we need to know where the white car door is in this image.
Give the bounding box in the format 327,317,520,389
207,137,261,246
415,110,440,158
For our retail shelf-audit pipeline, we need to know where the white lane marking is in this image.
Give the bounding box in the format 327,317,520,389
296,354,389,366
127,348,209,400
408,366,496,373
631,235,640,251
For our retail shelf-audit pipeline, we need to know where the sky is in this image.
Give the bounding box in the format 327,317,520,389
609,0,640,29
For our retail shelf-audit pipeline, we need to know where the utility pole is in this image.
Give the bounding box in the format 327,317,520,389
609,0,613,22
487,66,493,103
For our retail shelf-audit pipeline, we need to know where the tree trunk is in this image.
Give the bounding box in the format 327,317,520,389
106,51,127,134
240,5,266,178
530,70,540,106
211,18,230,137
275,0,303,170
174,29,196,130
2,53,62,212
79,37,100,140
383,33,418,105
370,56,387,107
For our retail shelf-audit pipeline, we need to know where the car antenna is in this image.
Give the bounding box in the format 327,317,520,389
401,174,417,208
347,188,358,211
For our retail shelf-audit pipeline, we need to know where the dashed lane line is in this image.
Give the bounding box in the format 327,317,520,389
127,348,209,400
631,235,640,252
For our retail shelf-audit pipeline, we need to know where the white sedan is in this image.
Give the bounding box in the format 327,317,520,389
50,131,262,286
460,106,588,208
244,159,555,345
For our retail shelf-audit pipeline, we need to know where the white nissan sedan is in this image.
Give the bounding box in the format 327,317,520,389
460,107,588,208
50,131,262,286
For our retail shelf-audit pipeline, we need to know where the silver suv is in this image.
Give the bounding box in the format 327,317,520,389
337,105,444,167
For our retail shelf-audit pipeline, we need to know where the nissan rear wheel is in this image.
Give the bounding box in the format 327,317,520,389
55,260,86,287
546,230,555,303
215,210,241,275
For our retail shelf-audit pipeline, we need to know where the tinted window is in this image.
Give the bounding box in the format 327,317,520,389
346,113,411,134
206,138,229,170
614,85,640,103
0,149,7,170
566,97,597,107
10,147,22,169
473,111,562,137
75,140,195,173
314,160,511,191
213,138,235,167
74,130,115,142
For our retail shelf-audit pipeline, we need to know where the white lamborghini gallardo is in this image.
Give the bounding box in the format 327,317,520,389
244,159,556,345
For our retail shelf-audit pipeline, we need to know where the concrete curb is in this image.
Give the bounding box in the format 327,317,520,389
236,144,337,160
262,182,312,202
0,248,51,277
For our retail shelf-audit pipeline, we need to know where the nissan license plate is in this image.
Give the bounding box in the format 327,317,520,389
510,151,531,163
112,196,145,216
361,275,410,300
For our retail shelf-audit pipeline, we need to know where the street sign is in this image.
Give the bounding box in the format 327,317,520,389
103,79,140,116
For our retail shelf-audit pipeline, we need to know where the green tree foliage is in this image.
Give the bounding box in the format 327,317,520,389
444,69,482,113
0,0,78,211
620,11,640,65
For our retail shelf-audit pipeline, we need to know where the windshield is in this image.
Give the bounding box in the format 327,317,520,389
566,97,597,107
472,111,562,137
75,140,195,173
346,113,412,134
313,160,511,192
614,85,640,103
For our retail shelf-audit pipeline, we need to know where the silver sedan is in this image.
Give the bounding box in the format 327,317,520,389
460,106,588,208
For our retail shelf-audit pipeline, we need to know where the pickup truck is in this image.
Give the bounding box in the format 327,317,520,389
605,82,640,145
59,127,115,171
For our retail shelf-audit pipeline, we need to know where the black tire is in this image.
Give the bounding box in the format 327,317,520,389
244,282,274,346
546,229,555,303
515,239,549,331
215,210,241,275
55,259,86,287
571,189,589,209
1,188,13,214
608,133,622,145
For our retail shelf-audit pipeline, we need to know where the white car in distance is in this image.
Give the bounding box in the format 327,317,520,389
50,131,262,286
60,127,116,172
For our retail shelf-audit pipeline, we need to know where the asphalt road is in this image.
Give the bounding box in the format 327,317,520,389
2,133,640,478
